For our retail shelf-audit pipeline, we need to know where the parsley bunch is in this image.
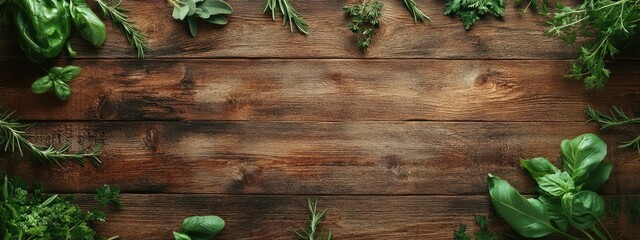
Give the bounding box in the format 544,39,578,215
444,0,505,30
547,0,640,89
0,175,121,240
343,0,383,51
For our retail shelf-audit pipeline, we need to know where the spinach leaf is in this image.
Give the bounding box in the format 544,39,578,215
561,133,607,185
31,65,81,101
488,174,561,238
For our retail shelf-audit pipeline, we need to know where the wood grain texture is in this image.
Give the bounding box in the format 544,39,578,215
0,0,578,59
67,194,636,239
1,59,639,121
3,121,638,195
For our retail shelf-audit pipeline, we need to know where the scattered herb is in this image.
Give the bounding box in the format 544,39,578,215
0,109,102,166
515,0,549,14
489,133,614,239
343,0,383,51
586,106,640,152
97,0,150,58
546,0,640,89
169,0,233,37
31,65,81,101
403,0,432,23
454,215,504,240
294,199,333,240
263,0,309,34
0,174,120,239
173,215,225,240
444,0,505,30
96,184,122,208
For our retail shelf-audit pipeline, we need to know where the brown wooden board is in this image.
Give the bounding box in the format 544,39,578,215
0,59,638,121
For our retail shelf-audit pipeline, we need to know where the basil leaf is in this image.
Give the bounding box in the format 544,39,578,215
562,191,605,230
520,157,560,179
31,76,53,94
69,0,107,47
539,195,570,232
182,215,225,240
561,133,607,185
59,66,81,82
581,162,613,191
173,231,191,240
488,174,559,238
54,80,71,101
538,172,574,198
49,67,63,75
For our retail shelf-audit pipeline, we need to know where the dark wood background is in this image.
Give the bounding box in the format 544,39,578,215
1,0,640,239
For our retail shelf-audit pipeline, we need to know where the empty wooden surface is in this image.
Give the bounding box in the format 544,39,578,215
1,0,639,239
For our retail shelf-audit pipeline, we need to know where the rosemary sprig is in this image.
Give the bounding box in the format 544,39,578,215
586,106,640,152
403,0,432,23
263,0,309,34
95,0,150,58
294,199,333,240
0,110,102,166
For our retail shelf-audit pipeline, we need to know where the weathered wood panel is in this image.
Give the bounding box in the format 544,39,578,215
3,121,638,195
0,0,577,59
67,194,636,239
1,59,638,121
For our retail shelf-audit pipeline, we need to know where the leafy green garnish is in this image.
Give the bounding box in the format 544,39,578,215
343,0,383,51
444,0,505,30
96,0,150,58
0,175,120,239
294,199,333,240
173,215,225,240
454,215,503,240
31,65,80,101
0,109,102,166
403,0,432,23
96,184,122,208
515,0,549,14
546,0,640,89
169,0,233,37
263,0,309,34
489,133,614,240
587,105,640,152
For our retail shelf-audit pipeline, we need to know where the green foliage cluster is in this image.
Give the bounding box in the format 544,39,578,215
343,0,383,51
453,215,503,240
170,0,233,37
444,0,505,29
489,133,613,239
31,65,81,101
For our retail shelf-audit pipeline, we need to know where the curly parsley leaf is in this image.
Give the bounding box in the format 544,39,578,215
444,0,505,30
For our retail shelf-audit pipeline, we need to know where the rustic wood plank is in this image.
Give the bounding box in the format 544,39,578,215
0,59,638,121
3,121,638,195
66,194,636,239
0,0,578,59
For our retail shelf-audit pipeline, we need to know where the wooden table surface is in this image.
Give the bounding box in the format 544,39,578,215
1,0,640,239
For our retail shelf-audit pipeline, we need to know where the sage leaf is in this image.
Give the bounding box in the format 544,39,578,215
188,17,198,37
54,80,71,101
538,172,575,197
581,162,613,191
204,15,228,25
488,174,559,238
181,215,225,240
561,133,607,185
31,76,53,94
562,191,605,230
173,5,190,20
173,231,191,240
200,0,233,15
520,157,560,179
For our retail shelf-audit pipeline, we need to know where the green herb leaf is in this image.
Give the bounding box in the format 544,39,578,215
562,191,605,230
343,0,383,51
173,231,192,240
581,162,613,191
54,80,71,101
59,65,81,82
539,195,570,232
444,0,504,30
31,76,54,94
586,106,640,152
181,215,225,239
560,133,607,186
96,0,150,58
170,0,233,37
403,0,432,23
69,0,107,47
263,0,309,34
520,157,560,179
538,172,575,198
96,184,122,208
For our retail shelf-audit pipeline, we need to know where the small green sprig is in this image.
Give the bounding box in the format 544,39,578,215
515,0,549,15
263,0,309,34
454,215,504,240
0,110,102,166
294,199,333,240
96,0,150,58
169,0,233,37
586,106,640,152
444,0,505,30
96,184,122,208
403,0,432,23
343,0,383,51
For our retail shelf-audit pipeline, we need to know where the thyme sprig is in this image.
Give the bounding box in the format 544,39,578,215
263,0,309,34
96,0,150,58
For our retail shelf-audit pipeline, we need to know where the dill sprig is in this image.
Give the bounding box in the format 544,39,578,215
96,0,150,58
403,0,432,23
586,106,640,152
0,110,102,166
263,0,309,34
294,199,333,240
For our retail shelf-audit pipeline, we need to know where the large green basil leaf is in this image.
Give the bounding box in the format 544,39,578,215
58,65,81,83
488,174,559,238
31,75,54,94
562,191,605,230
181,215,225,240
539,195,569,232
12,0,71,63
54,80,71,101
520,157,560,179
69,0,106,47
538,172,574,198
581,162,613,191
561,133,607,185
